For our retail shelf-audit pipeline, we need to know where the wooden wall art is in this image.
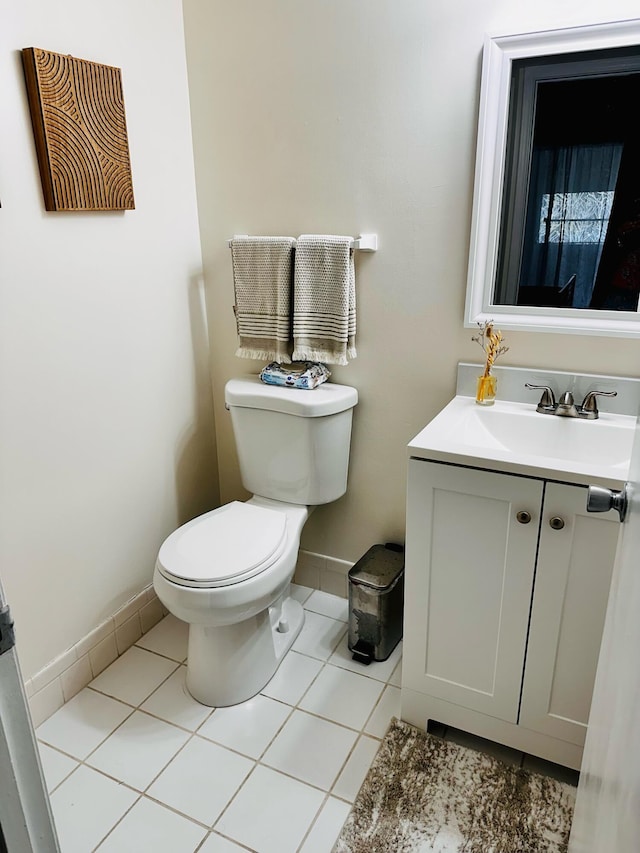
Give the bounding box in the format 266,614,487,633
22,47,135,211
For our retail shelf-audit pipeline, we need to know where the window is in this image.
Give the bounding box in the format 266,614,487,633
539,190,615,245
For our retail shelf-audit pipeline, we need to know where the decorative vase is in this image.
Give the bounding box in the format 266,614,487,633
476,374,497,406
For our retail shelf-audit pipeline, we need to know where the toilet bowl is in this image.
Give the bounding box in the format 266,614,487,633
154,497,309,706
154,376,357,707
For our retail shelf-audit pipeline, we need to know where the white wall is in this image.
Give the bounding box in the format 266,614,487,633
0,0,219,678
183,0,640,566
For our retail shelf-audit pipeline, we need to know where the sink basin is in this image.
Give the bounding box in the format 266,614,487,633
409,396,634,486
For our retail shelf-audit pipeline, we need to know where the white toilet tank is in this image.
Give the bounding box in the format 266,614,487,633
225,377,358,505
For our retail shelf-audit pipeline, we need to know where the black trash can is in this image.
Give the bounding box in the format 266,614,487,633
348,543,405,665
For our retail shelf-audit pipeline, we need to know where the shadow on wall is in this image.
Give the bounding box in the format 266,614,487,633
174,272,220,524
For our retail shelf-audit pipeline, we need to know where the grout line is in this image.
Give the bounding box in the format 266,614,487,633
209,765,256,836
90,682,183,711
328,730,383,802
90,792,144,852
38,698,137,761
84,684,137,708
141,785,223,830
193,696,294,762
195,830,254,852
295,790,331,852
359,682,394,738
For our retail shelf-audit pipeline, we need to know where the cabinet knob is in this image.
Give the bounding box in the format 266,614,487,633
516,511,531,524
549,516,565,530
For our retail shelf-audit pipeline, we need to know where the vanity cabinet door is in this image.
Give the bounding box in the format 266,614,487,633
403,461,543,723
519,482,619,745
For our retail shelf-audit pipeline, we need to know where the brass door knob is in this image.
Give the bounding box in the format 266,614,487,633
516,511,531,524
549,516,565,530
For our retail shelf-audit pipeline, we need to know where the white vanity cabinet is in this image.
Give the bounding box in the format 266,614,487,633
401,459,620,769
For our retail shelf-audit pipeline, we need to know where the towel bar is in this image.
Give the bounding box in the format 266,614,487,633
228,234,378,252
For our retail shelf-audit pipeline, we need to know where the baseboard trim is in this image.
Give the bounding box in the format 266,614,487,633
25,585,167,727
293,549,352,599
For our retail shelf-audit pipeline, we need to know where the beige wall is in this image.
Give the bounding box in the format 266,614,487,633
183,0,640,567
0,0,219,678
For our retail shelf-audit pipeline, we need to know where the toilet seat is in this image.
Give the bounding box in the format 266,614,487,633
157,501,287,589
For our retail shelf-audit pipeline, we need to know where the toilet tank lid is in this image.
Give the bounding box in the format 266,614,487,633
225,376,358,417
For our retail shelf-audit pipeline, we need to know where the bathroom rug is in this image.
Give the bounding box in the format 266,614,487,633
333,717,575,853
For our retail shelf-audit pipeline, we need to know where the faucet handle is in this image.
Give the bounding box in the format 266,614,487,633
525,383,556,413
579,390,617,419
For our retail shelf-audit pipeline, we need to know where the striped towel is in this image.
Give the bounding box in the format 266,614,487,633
292,235,356,366
231,236,295,362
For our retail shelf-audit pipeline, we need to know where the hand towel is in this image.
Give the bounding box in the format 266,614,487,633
292,234,356,366
231,236,295,362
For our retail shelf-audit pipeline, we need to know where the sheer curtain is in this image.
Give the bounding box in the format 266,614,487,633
520,143,622,307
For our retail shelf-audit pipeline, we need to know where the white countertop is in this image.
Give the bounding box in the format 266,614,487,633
408,395,633,488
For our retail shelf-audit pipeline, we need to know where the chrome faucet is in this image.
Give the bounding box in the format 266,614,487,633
555,391,579,417
525,384,617,419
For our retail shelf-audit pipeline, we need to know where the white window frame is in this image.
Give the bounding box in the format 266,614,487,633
464,19,640,337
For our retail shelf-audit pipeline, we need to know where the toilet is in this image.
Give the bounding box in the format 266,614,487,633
153,375,358,707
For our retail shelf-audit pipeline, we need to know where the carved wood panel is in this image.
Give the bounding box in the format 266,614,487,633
22,47,135,211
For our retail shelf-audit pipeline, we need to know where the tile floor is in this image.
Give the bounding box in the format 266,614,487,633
36,586,402,853
36,584,578,853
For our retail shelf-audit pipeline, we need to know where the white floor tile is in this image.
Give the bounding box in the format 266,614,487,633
96,796,207,852
364,684,401,738
50,765,138,853
90,646,178,707
261,651,323,706
141,666,213,731
389,659,402,687
290,583,314,604
262,710,357,791
147,736,253,826
37,688,133,759
214,765,324,853
198,834,247,852
332,734,380,802
37,743,79,792
34,597,417,853
292,611,347,661
300,665,384,730
197,694,290,759
87,711,190,791
136,614,188,662
328,634,403,683
299,796,351,852
304,590,349,622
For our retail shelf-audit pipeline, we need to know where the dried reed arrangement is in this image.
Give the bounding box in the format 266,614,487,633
472,320,509,378
472,321,509,404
